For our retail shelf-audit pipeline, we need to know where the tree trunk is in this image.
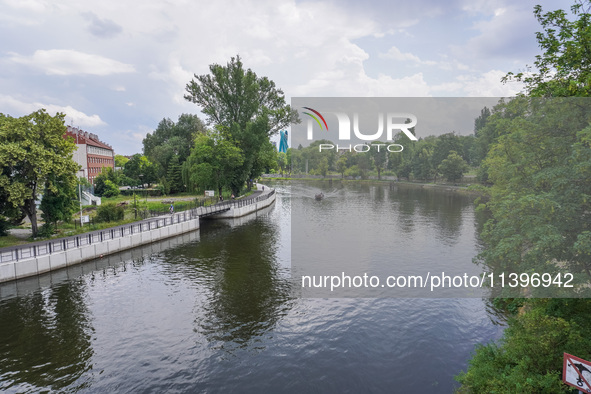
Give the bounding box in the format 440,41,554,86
22,198,38,237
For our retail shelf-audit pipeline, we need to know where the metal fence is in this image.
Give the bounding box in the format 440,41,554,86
0,188,275,264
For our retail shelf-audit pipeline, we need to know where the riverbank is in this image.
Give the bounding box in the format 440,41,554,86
0,184,275,284
262,175,487,196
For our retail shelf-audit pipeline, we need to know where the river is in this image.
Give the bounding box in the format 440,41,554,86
0,180,503,393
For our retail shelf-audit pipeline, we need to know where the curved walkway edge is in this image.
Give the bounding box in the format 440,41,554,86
0,184,275,284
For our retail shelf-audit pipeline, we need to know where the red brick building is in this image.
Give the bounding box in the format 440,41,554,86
65,126,115,184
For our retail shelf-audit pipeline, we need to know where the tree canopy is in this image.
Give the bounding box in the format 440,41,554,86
185,55,299,192
0,110,78,236
504,1,591,97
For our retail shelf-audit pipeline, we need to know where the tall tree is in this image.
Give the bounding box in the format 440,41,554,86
460,1,591,391
0,110,78,236
503,1,591,97
143,114,206,178
185,55,299,191
183,130,244,196
40,173,78,232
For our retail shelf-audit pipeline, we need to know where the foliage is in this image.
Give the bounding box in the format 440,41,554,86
101,179,120,198
123,154,157,187
276,152,287,175
143,114,207,179
182,129,244,195
477,98,591,278
95,202,124,223
114,154,129,168
185,55,299,190
438,151,468,182
457,305,591,393
94,167,120,196
459,3,591,392
503,1,591,97
40,173,78,229
166,154,184,194
0,109,78,236
0,218,11,236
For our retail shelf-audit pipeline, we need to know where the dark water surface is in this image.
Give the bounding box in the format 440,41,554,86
0,181,503,393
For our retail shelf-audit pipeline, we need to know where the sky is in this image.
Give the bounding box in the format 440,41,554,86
0,0,570,155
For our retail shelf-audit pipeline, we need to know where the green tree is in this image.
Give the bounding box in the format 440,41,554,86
336,155,348,178
94,167,119,197
183,130,244,196
432,132,462,169
0,110,78,236
114,154,129,169
39,173,77,231
101,179,120,198
478,98,591,278
504,1,591,97
167,154,184,194
277,151,287,176
437,150,468,182
318,157,329,177
457,304,591,393
143,114,207,178
460,2,591,390
123,154,157,187
369,142,387,180
184,55,299,191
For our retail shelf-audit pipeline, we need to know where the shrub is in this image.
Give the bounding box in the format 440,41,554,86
95,202,124,223
102,180,120,197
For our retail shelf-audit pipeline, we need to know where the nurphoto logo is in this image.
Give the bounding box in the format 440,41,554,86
301,107,418,152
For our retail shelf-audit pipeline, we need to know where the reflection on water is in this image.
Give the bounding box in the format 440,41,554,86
0,180,503,393
0,279,94,392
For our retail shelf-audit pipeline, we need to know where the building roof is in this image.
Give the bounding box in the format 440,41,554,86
65,126,114,151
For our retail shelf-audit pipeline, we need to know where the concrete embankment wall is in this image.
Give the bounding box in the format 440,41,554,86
0,217,200,284
0,185,276,284
211,189,276,219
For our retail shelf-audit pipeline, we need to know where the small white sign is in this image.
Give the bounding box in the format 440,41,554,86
564,353,591,392
81,215,90,223
205,190,215,197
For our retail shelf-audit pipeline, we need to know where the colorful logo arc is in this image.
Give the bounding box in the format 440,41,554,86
302,107,328,131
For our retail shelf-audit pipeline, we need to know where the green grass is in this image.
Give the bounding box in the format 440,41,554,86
0,234,29,248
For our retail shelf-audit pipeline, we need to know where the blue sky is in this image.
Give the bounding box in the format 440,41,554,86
0,0,568,155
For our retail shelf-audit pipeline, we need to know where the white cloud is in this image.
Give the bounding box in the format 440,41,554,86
379,46,437,66
0,94,106,127
456,69,523,96
8,49,135,76
3,0,48,12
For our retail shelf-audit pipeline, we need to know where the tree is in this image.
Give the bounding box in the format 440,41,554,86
503,1,591,97
166,154,184,194
438,151,469,182
336,155,348,178
114,154,129,168
94,167,120,196
369,142,387,180
123,154,157,187
185,55,299,191
39,173,77,232
183,130,244,196
143,114,207,178
478,98,591,278
277,152,287,176
0,110,78,237
459,2,591,389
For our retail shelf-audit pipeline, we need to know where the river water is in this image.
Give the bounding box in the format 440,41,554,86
0,181,503,393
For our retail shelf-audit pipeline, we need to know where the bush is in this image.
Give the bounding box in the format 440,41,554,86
36,223,55,238
102,180,120,197
95,202,125,223
0,218,11,236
